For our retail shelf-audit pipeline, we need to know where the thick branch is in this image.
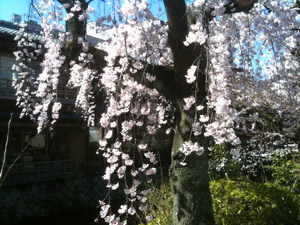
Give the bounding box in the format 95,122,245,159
163,0,189,57
57,0,90,39
224,0,256,13
131,63,175,101
223,0,256,15
163,0,203,100
206,0,256,21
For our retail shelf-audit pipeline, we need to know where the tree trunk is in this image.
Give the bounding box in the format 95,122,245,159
65,13,86,40
57,0,88,40
170,108,215,225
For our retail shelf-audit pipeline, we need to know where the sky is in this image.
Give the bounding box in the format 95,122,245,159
0,0,167,23
0,0,31,22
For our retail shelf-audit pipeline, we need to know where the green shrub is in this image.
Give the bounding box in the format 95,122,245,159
142,180,300,225
264,153,300,193
141,183,172,225
212,179,300,225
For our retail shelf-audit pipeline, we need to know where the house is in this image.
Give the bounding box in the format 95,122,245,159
0,16,104,186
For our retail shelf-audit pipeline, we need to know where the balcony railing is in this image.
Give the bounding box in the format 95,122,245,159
0,78,77,101
1,158,78,185
57,84,78,100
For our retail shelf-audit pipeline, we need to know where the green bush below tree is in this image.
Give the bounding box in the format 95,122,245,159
141,179,300,225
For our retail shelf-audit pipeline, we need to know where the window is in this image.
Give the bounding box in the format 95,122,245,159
89,127,102,143
0,55,15,80
0,55,15,96
24,130,46,162
49,130,68,160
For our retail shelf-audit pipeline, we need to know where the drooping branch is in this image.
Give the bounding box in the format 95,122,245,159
111,54,176,101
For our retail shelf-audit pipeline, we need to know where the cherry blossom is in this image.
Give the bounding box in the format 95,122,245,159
11,0,300,224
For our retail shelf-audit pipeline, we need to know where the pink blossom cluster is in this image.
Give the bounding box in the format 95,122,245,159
180,141,204,156
13,0,67,132
12,27,41,119
68,50,97,126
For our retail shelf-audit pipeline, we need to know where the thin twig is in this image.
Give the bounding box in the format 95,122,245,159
0,124,48,190
30,0,42,18
0,113,13,181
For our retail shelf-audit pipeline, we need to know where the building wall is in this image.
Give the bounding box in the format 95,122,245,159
68,127,88,168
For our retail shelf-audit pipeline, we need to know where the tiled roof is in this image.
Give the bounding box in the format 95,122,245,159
0,20,103,46
0,20,42,41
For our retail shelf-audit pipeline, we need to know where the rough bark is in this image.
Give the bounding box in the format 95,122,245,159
163,0,215,224
170,105,215,225
57,0,89,39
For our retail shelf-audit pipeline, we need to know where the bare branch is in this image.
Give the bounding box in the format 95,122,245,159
0,113,13,181
30,0,41,18
0,124,48,190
